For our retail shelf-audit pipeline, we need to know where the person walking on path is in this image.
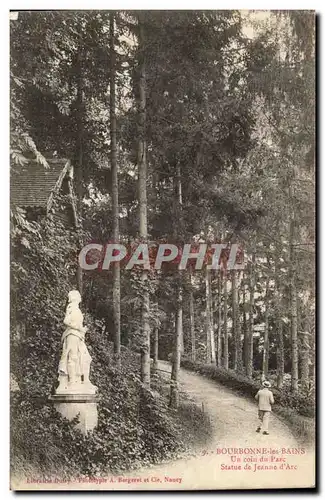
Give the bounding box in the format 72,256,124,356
255,380,274,435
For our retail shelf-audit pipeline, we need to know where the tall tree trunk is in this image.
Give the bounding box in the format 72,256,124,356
300,315,310,392
275,244,284,389
232,270,241,371
176,164,184,354
289,214,299,393
152,325,159,374
170,165,183,407
170,278,182,408
177,285,183,354
189,269,196,361
262,273,270,380
205,268,215,363
210,273,216,364
223,271,229,369
276,319,284,389
75,50,84,295
110,13,121,368
242,276,249,371
217,273,222,367
247,252,255,378
137,16,150,388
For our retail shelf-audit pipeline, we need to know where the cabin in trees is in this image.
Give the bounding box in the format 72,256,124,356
10,158,79,227
10,157,81,346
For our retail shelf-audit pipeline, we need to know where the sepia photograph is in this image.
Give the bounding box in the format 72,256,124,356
9,9,316,491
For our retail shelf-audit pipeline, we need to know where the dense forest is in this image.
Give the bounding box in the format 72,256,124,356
10,10,315,480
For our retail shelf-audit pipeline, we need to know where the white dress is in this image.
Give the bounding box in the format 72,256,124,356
58,304,91,380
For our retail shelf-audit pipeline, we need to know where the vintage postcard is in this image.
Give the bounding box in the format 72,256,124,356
10,9,315,491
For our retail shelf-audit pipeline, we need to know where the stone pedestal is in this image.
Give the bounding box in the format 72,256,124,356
49,393,98,434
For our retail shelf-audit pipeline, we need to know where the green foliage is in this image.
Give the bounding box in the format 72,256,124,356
10,210,212,478
11,209,78,395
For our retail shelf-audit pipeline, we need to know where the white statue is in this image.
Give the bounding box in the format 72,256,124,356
56,290,97,394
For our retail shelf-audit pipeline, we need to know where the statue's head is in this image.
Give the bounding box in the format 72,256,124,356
68,290,81,305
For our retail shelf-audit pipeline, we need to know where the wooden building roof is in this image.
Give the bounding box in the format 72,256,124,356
10,158,70,209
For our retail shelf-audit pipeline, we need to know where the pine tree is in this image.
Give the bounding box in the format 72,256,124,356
110,12,121,367
137,14,150,387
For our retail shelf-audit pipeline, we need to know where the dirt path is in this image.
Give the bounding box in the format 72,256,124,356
118,362,315,490
157,361,299,449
